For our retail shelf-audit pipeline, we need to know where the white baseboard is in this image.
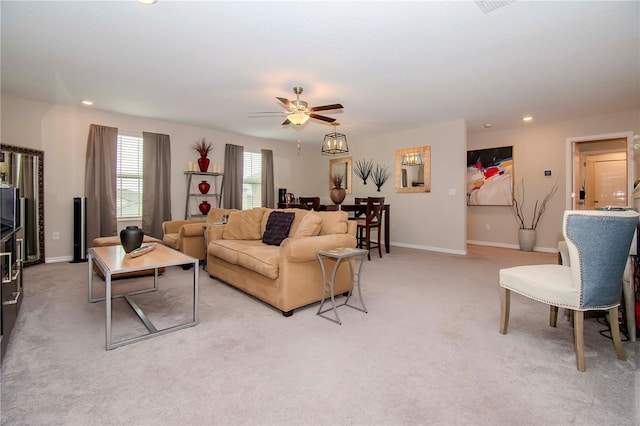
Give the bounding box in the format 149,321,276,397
390,242,467,256
466,240,557,253
45,256,74,263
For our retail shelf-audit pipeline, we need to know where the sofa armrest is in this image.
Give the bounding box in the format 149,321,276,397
162,219,205,235
280,234,357,263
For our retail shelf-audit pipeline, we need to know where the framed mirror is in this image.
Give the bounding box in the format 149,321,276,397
395,146,431,193
0,144,45,266
329,157,352,194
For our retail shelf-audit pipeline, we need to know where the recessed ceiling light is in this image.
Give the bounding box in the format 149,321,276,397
137,0,158,4
522,116,533,122
482,123,493,129
81,100,93,106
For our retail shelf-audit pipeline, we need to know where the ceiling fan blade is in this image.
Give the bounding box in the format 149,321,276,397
310,103,343,112
309,113,336,123
276,97,293,109
248,111,288,114
248,114,287,118
281,118,291,126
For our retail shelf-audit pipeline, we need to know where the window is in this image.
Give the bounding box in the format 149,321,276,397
243,151,262,209
116,131,143,219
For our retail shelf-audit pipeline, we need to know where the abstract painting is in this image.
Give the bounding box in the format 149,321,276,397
467,146,513,206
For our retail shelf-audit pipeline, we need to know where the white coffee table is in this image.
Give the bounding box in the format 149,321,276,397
88,244,198,350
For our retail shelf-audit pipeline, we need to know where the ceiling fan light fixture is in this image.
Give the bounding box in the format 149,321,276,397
287,111,310,126
321,123,349,156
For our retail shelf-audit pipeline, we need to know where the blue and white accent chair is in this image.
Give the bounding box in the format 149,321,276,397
499,210,639,372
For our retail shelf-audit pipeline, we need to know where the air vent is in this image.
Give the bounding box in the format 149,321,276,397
475,0,515,14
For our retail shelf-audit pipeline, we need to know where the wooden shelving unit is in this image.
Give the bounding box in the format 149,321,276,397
184,171,224,219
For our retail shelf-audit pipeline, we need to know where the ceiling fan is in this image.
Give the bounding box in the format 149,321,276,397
250,86,343,126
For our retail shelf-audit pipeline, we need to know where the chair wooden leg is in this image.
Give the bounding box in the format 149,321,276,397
377,227,383,258
366,228,371,261
608,306,626,361
549,305,558,327
499,287,510,334
622,274,636,342
574,310,585,372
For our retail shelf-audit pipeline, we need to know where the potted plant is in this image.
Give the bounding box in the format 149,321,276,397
194,138,213,172
510,178,558,251
329,172,347,205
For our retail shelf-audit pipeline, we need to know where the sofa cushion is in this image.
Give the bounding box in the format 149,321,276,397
209,240,280,279
209,239,265,265
236,244,280,279
223,208,265,240
262,211,295,246
293,211,322,237
318,211,349,235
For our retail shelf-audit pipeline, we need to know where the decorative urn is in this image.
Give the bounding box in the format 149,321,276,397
198,180,210,194
199,201,211,215
120,225,144,253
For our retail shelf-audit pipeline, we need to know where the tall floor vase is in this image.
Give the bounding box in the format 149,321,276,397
518,228,536,252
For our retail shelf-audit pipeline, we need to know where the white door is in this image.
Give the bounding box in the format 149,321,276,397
586,153,627,208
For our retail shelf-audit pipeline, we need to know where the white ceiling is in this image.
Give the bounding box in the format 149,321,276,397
2,1,639,148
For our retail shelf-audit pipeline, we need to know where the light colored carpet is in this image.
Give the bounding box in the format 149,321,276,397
1,245,638,425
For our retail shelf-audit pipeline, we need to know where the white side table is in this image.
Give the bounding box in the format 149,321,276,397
316,247,368,325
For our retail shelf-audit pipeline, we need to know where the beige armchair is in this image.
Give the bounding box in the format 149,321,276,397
162,208,236,260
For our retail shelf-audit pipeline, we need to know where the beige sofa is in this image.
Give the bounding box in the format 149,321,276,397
205,207,357,316
162,208,237,260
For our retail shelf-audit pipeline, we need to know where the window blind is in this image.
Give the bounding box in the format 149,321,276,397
116,132,143,218
243,151,262,209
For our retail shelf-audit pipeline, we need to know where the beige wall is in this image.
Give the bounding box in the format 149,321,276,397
328,119,468,254
4,94,635,260
467,109,640,251
1,95,468,261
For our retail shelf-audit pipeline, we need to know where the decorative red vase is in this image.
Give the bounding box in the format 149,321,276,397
199,201,211,215
198,180,210,194
197,157,210,172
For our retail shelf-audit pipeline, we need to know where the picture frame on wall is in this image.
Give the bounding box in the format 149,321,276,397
466,146,513,206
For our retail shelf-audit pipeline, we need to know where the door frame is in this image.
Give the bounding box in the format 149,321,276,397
565,131,634,210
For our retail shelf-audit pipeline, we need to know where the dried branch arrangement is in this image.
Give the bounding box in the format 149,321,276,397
330,172,344,189
193,138,213,158
510,178,558,229
371,164,391,192
354,158,374,185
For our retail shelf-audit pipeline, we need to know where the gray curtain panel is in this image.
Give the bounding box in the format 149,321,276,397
261,149,274,208
142,132,172,239
84,124,118,244
223,144,244,209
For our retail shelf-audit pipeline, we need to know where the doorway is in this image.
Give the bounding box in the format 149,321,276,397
565,132,634,210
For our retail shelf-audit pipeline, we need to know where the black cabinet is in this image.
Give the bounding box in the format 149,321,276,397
1,226,23,361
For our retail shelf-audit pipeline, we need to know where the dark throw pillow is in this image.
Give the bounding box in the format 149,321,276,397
262,211,295,246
